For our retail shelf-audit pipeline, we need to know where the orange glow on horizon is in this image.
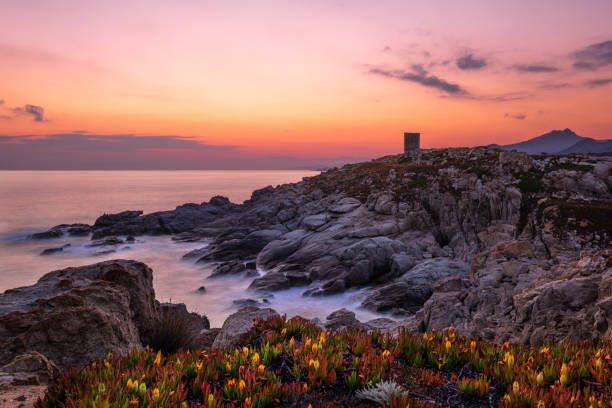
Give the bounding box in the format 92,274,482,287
1,1,611,166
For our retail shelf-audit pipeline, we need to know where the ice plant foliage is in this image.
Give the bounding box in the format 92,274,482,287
36,316,612,407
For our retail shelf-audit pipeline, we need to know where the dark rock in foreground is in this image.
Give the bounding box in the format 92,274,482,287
0,260,209,385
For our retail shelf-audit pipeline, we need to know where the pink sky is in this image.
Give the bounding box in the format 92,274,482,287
1,1,611,168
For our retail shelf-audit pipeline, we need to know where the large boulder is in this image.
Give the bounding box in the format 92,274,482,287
324,309,366,331
338,237,407,287
360,258,469,315
0,260,208,371
212,307,278,350
204,229,284,261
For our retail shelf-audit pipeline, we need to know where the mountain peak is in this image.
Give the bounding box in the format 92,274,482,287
497,128,611,154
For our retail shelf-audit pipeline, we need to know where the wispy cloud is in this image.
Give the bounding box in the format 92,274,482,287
369,65,467,95
11,104,47,122
513,64,559,73
585,78,612,87
1,100,49,122
539,82,572,90
572,40,612,70
505,112,527,120
456,53,487,70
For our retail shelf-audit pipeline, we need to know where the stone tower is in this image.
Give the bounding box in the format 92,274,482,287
404,132,420,154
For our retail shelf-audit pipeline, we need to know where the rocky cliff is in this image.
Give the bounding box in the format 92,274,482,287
33,148,612,345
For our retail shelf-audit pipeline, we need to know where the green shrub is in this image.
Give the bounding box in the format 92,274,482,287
545,162,594,173
407,175,428,188
515,171,543,194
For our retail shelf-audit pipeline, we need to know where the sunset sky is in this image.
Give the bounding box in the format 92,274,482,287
1,0,611,169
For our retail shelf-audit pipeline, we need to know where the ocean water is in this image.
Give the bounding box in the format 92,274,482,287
0,170,381,326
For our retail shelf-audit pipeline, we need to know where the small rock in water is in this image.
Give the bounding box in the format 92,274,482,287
94,249,116,256
40,244,70,255
125,236,135,243
32,223,91,239
197,286,206,293
66,224,91,236
182,247,209,259
232,298,261,307
87,237,124,247
209,261,246,278
172,232,202,243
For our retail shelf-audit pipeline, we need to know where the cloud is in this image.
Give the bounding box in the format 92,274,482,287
456,53,487,70
513,64,559,73
0,99,4,105
585,78,612,87
0,133,239,169
0,133,235,152
505,113,527,120
572,40,612,70
11,104,47,122
483,94,528,102
369,66,467,95
0,133,366,170
539,82,572,90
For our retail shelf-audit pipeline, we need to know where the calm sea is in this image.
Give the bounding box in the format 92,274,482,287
0,171,379,325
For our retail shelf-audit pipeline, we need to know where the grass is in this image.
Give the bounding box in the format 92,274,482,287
36,316,612,408
147,309,200,354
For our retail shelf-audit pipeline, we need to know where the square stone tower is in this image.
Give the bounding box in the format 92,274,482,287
404,132,420,154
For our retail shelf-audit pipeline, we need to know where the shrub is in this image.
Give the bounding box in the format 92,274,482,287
407,175,428,188
545,162,594,173
515,170,543,194
147,309,198,354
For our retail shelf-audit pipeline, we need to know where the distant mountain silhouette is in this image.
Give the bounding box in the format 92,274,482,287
558,138,612,154
489,128,612,154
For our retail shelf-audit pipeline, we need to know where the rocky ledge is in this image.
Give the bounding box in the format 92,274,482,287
31,148,612,347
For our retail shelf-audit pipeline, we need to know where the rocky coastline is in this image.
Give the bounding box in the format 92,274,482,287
2,147,611,405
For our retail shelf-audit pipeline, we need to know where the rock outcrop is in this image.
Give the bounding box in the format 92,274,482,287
91,196,239,239
212,306,278,350
0,260,209,376
31,149,612,345
415,246,612,345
